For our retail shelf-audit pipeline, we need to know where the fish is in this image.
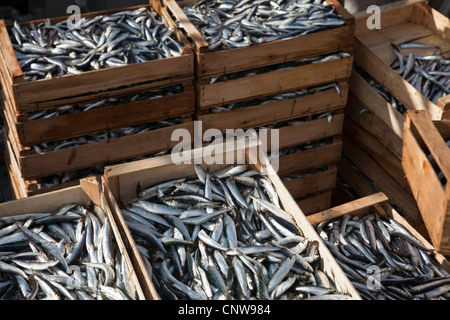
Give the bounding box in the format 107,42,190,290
315,211,450,300
120,165,353,300
179,0,346,52
0,203,138,300
9,7,185,82
390,42,450,104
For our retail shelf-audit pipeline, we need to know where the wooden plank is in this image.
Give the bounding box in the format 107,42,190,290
343,116,410,191
307,192,389,226
198,84,348,134
297,191,333,216
19,122,194,179
0,20,23,80
155,0,209,52
283,166,338,200
355,1,416,35
197,56,353,109
407,110,450,180
337,157,379,199
276,113,345,151
16,89,194,146
278,141,343,177
13,55,194,107
196,27,354,77
349,70,406,141
346,93,404,157
343,134,422,226
402,110,450,252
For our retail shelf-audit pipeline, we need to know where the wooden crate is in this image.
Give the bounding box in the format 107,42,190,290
307,192,450,285
1,77,195,147
3,93,194,180
157,0,354,79
155,0,354,111
0,176,146,300
4,132,87,199
103,141,361,300
354,1,450,120
0,4,194,113
403,110,450,255
341,130,423,228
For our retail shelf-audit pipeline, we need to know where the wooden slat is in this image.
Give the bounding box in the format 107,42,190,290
343,134,422,226
199,85,348,134
297,191,333,216
337,157,379,199
283,166,338,200
0,20,23,80
276,113,345,151
407,110,450,180
196,27,354,77
346,93,404,157
349,70,405,141
16,90,194,146
278,141,343,177
198,56,353,109
13,55,194,107
402,110,450,252
19,122,194,179
343,116,409,191
307,192,389,226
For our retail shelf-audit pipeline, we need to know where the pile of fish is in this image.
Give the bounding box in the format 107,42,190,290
0,203,138,300
31,117,182,154
28,84,183,121
356,68,408,116
316,212,450,300
210,52,350,84
10,7,185,81
182,0,346,51
121,164,353,300
391,42,450,104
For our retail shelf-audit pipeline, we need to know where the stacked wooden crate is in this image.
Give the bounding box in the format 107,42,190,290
0,4,196,198
403,110,450,255
341,0,450,230
156,0,355,214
